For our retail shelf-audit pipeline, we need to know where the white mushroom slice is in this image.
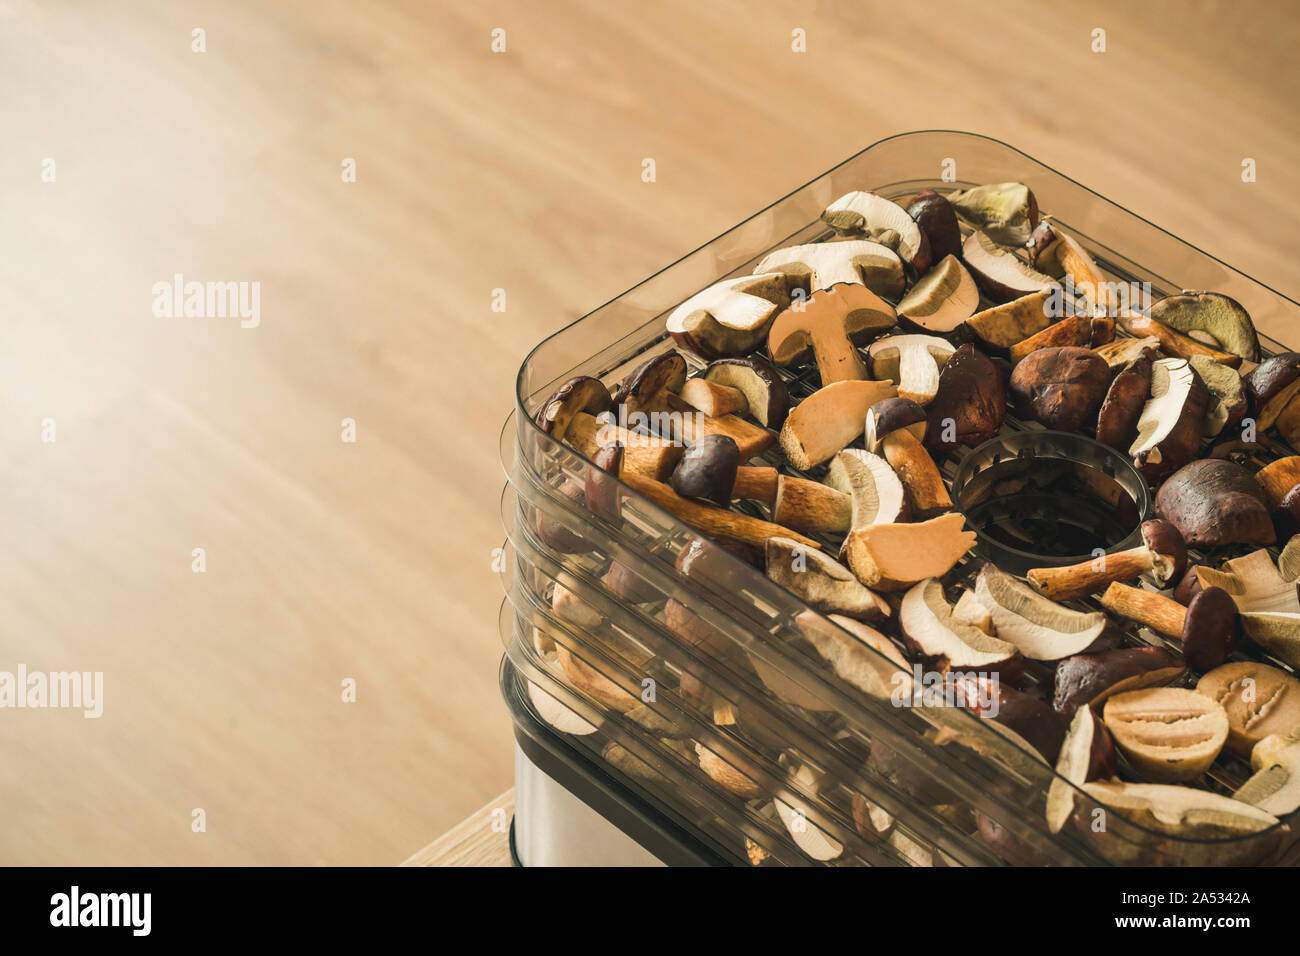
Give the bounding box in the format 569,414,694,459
778,379,898,470
866,334,957,406
973,563,1109,660
1129,358,1206,474
896,255,979,332
1081,780,1278,840
899,578,1022,673
1234,728,1300,817
825,449,907,533
773,763,843,861
952,589,995,635
822,191,928,272
1195,549,1300,615
665,273,787,357
962,230,1057,303
755,240,906,300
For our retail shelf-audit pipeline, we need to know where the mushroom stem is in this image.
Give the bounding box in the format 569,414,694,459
1099,583,1186,639
679,379,747,418
621,471,820,550
730,466,779,504
772,476,852,534
566,412,683,480
881,430,951,516
1118,314,1241,368
656,392,776,461
1027,549,1156,601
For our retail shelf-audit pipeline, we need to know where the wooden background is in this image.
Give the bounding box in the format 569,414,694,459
0,0,1297,864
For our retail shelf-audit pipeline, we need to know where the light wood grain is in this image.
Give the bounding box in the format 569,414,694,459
402,790,514,867
0,0,1296,864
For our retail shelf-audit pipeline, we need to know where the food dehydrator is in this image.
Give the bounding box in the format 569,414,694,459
496,131,1300,866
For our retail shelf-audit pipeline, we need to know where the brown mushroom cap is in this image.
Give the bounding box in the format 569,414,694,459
535,376,614,439
864,397,927,451
670,434,740,506
1095,353,1154,451
1244,352,1300,421
1008,346,1110,432
1182,586,1238,671
1173,564,1203,606
925,343,1006,451
1140,519,1187,587
1155,459,1275,550
702,357,791,429
906,190,962,262
585,444,624,522
612,351,687,407
1277,484,1300,539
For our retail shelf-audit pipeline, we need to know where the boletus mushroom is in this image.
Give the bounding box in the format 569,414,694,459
1007,314,1093,365
1046,706,1120,833
665,273,790,359
823,449,909,544
698,357,790,428
1027,518,1187,602
947,182,1039,246
822,191,931,273
865,397,950,517
1155,458,1275,549
972,563,1112,661
778,378,897,470
765,282,897,385
866,334,957,406
905,189,962,261
899,577,1024,680
1244,351,1300,430
841,512,975,593
1197,661,1300,757
924,344,1006,451
1234,727,1300,817
1099,582,1239,671
535,375,614,440
961,230,1057,303
1008,346,1110,431
895,255,979,333
1052,645,1184,718
1149,291,1259,364
1102,687,1229,782
1094,352,1154,452
964,290,1053,350
765,536,891,622
1117,312,1242,367
669,434,740,506
1188,355,1246,436
1129,357,1209,481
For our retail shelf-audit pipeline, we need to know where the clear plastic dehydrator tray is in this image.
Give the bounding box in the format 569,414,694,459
499,131,1300,866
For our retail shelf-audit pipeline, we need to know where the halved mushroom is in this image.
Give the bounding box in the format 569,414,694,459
766,282,897,384
1095,352,1154,452
677,378,747,418
1008,314,1092,365
863,396,927,452
822,191,931,273
843,514,976,591
1117,312,1242,368
778,379,898,470
973,563,1110,660
665,273,790,359
1150,291,1259,363
535,376,614,439
1093,335,1160,373
905,189,962,261
565,412,683,480
962,230,1057,303
1155,458,1275,549
1103,687,1229,782
1129,357,1209,481
947,182,1039,246
866,334,957,406
952,589,995,634
1008,346,1111,431
1197,661,1300,757
1188,354,1246,436
865,397,951,517
924,344,1007,451
1027,225,1112,314
899,577,1024,679
824,449,909,541
896,255,978,332
612,351,688,414
770,475,852,535
757,239,906,301
1053,646,1185,717
965,290,1053,350
1244,352,1300,429
765,537,891,622
699,357,791,428
1046,706,1120,833
1081,780,1278,840
1234,728,1300,816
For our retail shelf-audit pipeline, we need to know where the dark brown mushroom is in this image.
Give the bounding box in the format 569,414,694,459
924,343,1006,451
1095,352,1154,451
906,190,962,261
669,434,741,506
612,352,688,413
1155,459,1276,549
1182,586,1239,671
1008,346,1110,431
584,444,624,523
701,357,791,429
534,376,614,439
1244,352,1300,429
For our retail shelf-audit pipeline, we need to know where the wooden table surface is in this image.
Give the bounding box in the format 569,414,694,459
1,0,1297,865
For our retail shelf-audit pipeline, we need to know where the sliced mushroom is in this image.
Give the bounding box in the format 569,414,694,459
678,378,746,418
1046,706,1120,833
1129,357,1209,481
824,449,909,542
699,357,790,428
961,230,1057,303
1008,346,1110,431
1029,225,1112,315
1197,661,1300,757
534,376,614,439
778,379,898,470
1236,611,1300,670
1193,548,1300,615
1027,518,1187,601
1150,291,1259,363
924,344,1006,451
773,762,844,861
905,189,962,261
1008,314,1092,365
1081,780,1277,840
1155,459,1275,549
766,282,897,384
866,334,956,406
952,589,995,634
899,578,1024,679
1188,355,1245,436
822,191,930,273
1244,352,1300,429
947,182,1039,245
1053,646,1185,718
844,514,975,592
1103,687,1229,782
665,273,790,359
965,289,1053,350
612,351,687,414
1095,352,1154,451
535,482,594,554
800,613,910,700
756,239,906,300
1093,335,1160,372
1234,727,1300,816
565,412,683,480
765,536,890,622
973,563,1110,660
896,255,978,332
1117,312,1242,368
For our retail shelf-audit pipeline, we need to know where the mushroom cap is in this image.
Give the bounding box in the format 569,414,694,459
669,434,740,506
1183,586,1239,671
585,444,624,522
612,351,687,406
1244,352,1300,415
1008,346,1110,432
1140,519,1187,586
1095,353,1154,451
1154,458,1275,550
864,396,928,451
702,356,791,429
535,376,614,439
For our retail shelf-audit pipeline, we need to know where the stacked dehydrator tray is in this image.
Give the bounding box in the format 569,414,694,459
496,132,1300,867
